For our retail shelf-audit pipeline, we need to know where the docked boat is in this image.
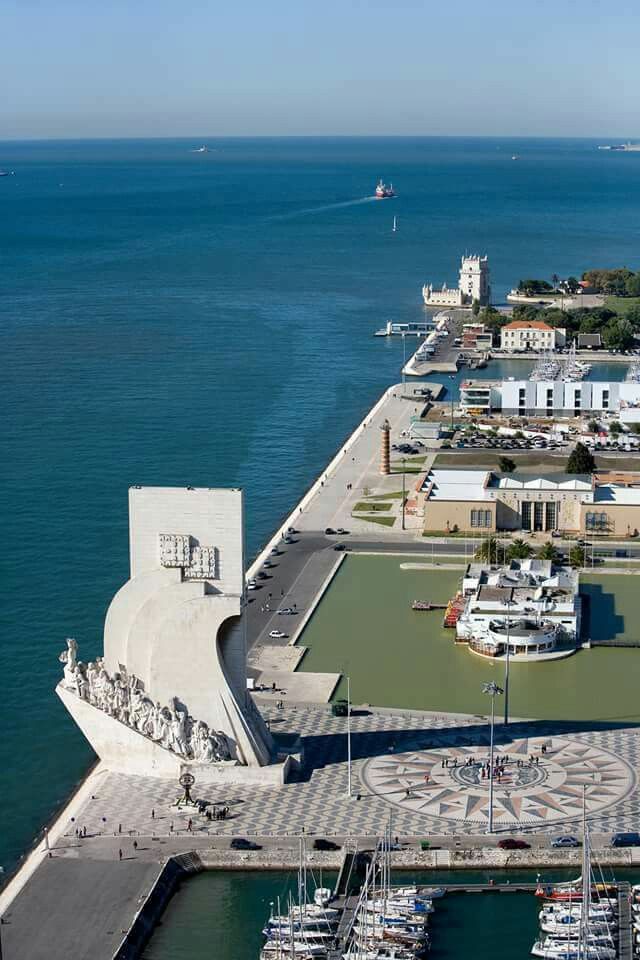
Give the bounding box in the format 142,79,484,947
531,941,616,960
375,180,395,199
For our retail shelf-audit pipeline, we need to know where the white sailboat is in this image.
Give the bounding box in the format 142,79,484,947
392,216,397,233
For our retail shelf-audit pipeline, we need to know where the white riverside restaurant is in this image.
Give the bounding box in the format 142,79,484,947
452,559,581,662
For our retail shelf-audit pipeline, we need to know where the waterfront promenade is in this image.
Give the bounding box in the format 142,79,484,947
3,703,640,958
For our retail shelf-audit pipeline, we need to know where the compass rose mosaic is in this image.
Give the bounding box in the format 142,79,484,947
362,734,635,827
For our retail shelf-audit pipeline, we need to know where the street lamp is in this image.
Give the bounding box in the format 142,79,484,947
401,458,406,531
482,680,504,834
502,598,517,726
346,675,352,798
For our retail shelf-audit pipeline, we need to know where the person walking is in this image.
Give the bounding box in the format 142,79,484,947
118,848,123,861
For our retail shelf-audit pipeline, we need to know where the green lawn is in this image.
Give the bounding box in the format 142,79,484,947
353,501,392,512
367,491,404,500
297,555,640,721
605,295,640,316
351,514,396,527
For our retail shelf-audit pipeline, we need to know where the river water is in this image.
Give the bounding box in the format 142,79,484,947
2,136,640,875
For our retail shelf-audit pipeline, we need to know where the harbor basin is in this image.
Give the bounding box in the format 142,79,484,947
297,556,640,722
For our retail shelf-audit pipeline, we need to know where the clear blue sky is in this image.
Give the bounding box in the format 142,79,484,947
2,0,639,139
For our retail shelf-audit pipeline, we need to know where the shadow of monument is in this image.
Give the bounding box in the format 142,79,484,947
580,582,625,642
294,716,640,781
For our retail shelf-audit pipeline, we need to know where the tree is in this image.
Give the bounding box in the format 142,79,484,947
603,316,635,352
471,298,480,316
630,423,640,435
474,537,500,564
609,421,622,435
588,419,600,433
567,442,595,474
538,541,558,562
552,273,559,289
499,456,516,473
506,539,533,560
568,545,586,568
625,274,640,298
625,304,640,329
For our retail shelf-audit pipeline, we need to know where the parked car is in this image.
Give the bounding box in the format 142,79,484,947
230,838,262,850
263,560,274,568
611,832,640,847
497,838,531,850
277,607,296,615
334,543,347,552
313,838,341,851
551,836,581,848
257,571,268,580
325,527,336,535
268,629,287,639
336,528,349,535
270,547,280,555
247,579,258,590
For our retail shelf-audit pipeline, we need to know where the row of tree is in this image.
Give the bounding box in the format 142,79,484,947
582,268,640,297
474,537,586,567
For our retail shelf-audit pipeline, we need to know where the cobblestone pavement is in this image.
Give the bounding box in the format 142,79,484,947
60,707,640,843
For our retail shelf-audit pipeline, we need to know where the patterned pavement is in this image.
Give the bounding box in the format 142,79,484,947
67,707,640,840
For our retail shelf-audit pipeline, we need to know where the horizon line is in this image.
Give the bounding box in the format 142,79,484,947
1,133,638,144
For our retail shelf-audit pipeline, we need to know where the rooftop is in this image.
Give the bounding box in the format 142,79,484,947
502,320,554,331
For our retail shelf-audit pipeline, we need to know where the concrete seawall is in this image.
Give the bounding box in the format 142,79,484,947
113,854,202,960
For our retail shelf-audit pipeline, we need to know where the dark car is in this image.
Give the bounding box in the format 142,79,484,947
334,543,347,551
498,838,531,850
325,527,336,535
313,838,341,851
331,700,349,717
611,832,640,847
230,838,262,850
257,571,269,579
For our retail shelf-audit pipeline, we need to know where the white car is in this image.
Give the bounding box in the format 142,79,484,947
268,629,287,639
247,579,258,590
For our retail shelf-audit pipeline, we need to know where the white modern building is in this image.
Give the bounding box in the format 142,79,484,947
423,254,491,307
500,320,566,352
454,559,580,661
57,486,288,785
460,378,640,418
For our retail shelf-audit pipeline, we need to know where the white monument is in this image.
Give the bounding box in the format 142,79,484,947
57,486,287,784
423,254,491,307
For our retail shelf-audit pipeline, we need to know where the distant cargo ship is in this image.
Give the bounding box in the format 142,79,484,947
375,179,395,198
598,142,640,151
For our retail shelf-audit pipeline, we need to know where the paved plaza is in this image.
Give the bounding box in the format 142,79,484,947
56,706,640,843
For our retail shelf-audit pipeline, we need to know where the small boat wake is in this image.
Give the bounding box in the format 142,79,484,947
269,196,376,221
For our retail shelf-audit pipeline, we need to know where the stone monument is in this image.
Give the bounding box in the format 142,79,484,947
57,486,286,785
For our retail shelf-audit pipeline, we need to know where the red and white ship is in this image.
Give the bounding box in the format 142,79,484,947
375,179,395,199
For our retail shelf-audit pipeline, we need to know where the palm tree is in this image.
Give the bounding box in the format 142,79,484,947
474,537,499,563
537,541,558,562
506,538,533,560
568,545,586,568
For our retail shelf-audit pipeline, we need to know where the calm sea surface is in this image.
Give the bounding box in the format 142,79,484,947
1,137,640,874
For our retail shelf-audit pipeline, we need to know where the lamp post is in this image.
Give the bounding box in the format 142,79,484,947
503,598,517,726
401,458,406,531
346,675,352,798
482,680,504,834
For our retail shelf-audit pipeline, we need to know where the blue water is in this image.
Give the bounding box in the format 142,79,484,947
1,137,640,876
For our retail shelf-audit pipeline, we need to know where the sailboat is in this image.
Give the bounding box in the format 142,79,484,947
392,216,397,233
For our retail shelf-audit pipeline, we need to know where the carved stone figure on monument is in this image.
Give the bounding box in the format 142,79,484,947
75,663,90,701
59,637,79,689
169,699,190,756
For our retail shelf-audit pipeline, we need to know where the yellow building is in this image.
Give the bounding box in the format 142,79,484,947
420,469,640,537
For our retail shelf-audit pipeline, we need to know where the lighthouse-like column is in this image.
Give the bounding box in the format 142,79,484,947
380,418,391,475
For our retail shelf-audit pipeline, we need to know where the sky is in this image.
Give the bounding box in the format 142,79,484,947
1,0,639,139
